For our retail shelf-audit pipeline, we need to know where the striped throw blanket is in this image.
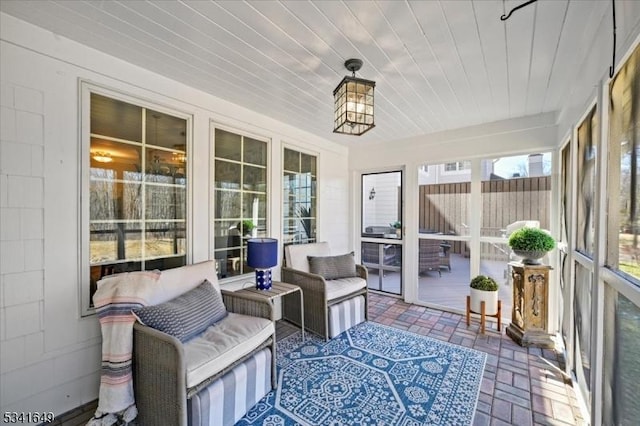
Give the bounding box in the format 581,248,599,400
88,271,161,426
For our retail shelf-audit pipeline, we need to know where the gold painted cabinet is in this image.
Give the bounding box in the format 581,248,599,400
506,262,554,348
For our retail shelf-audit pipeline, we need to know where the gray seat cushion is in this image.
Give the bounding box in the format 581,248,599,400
325,277,367,301
183,312,274,388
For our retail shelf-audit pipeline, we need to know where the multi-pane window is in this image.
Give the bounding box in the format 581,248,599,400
85,92,188,311
283,148,317,245
608,44,640,281
213,128,268,279
443,161,471,172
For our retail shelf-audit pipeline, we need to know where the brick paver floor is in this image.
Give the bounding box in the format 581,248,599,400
365,292,586,426
59,292,587,426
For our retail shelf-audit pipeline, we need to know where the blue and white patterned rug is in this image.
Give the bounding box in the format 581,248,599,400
237,322,486,426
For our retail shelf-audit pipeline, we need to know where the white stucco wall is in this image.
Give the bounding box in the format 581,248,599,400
0,13,350,418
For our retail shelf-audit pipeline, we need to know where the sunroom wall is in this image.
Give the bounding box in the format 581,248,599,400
0,13,350,417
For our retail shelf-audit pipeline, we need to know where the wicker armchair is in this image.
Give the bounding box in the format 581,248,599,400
281,242,368,341
132,261,276,426
419,239,442,276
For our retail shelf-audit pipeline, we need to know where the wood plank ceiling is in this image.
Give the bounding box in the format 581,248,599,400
0,0,613,147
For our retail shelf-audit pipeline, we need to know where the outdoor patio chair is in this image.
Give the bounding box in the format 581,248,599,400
419,239,442,276
361,242,397,275
440,242,451,271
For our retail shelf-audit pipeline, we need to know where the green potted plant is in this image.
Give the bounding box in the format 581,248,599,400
469,275,499,315
390,220,402,237
508,227,556,265
239,220,256,237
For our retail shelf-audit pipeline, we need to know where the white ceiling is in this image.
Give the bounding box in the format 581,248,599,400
0,0,611,147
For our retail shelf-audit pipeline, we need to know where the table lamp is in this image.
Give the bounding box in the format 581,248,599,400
247,238,278,290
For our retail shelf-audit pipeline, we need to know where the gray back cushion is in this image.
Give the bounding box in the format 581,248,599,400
132,279,227,342
285,242,331,272
307,252,357,280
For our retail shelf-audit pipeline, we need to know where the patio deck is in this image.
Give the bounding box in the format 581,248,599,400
367,252,514,322
419,253,513,318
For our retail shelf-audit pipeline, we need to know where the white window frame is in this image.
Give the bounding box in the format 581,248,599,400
282,144,318,246
79,82,193,316
210,122,271,282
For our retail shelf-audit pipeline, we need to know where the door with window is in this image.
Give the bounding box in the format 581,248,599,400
361,171,403,295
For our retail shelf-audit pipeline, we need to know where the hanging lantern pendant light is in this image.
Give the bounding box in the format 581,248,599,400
333,58,376,136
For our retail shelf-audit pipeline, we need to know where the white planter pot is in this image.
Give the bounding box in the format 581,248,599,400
470,288,499,315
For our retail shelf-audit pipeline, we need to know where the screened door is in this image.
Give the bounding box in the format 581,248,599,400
361,171,403,295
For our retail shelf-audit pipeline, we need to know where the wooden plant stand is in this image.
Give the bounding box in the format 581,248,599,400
466,296,502,334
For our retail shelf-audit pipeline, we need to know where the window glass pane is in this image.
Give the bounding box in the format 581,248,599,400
243,165,267,191
146,109,187,150
145,147,185,180
90,180,142,221
90,223,123,263
574,262,593,397
576,108,598,257
215,160,241,189
480,153,551,237
283,148,317,246
91,93,142,142
362,172,402,239
362,242,402,294
123,224,143,261
560,145,572,343
91,138,142,172
242,194,267,227
418,164,470,236
145,184,186,220
283,148,299,171
301,153,316,174
215,190,241,218
608,45,640,280
86,93,188,311
603,287,640,425
480,241,512,316
145,222,185,257
417,162,469,310
214,129,270,279
215,129,241,161
244,136,267,165
417,237,471,309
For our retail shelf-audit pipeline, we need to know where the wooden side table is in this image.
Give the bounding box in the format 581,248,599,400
234,281,305,342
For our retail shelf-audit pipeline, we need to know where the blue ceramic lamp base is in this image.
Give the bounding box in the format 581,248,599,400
255,269,273,291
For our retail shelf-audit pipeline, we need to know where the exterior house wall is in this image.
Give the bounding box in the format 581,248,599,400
362,172,400,230
0,13,349,418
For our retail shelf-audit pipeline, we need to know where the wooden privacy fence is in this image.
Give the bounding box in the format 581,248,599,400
419,176,551,258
